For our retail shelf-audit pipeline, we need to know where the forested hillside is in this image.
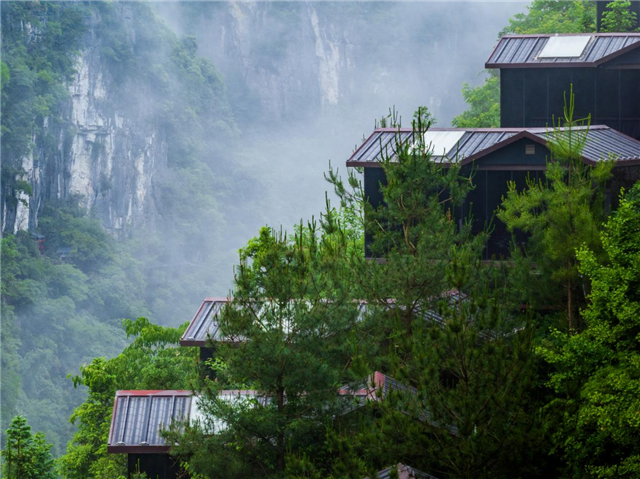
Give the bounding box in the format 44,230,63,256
0,0,521,458
0,0,243,454
10,1,640,477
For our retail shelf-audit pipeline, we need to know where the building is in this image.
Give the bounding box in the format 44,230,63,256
349,125,640,258
108,371,415,478
487,33,640,139
368,463,440,479
179,297,236,373
107,390,193,479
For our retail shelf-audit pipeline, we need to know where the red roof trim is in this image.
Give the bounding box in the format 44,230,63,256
499,32,640,38
368,126,604,134
348,129,385,164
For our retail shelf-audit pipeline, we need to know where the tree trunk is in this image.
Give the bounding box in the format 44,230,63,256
277,377,285,472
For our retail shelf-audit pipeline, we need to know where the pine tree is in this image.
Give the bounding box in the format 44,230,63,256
171,216,363,477
498,88,614,331
322,115,544,477
538,183,640,478
1,415,56,479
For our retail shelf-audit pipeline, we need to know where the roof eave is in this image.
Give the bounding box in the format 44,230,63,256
107,445,172,454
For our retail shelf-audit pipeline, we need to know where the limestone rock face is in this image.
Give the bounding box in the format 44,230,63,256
4,4,166,236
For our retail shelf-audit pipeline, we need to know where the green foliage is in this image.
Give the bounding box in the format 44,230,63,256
58,318,196,479
501,0,596,35
412,105,437,127
38,200,114,271
453,1,594,129
0,198,170,454
0,1,240,458
538,183,640,478
1,2,86,214
321,118,543,477
498,90,614,331
452,71,500,128
0,226,131,454
601,0,639,32
171,216,361,477
601,0,638,32
1,415,56,479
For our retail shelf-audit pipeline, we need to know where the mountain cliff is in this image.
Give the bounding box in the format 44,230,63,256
0,0,523,456
2,1,237,237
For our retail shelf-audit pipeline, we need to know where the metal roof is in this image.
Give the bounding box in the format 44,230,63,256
180,298,234,347
108,373,452,454
373,464,440,479
107,390,193,453
181,298,370,347
346,126,640,167
486,33,640,68
107,375,404,454
107,390,266,453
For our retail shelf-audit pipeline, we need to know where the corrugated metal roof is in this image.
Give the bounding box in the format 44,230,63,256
108,376,410,454
182,298,371,347
373,463,440,479
107,390,193,453
180,298,231,347
346,126,640,167
486,33,640,67
107,390,268,453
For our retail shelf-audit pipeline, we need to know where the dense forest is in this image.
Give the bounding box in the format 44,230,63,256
2,0,640,478
0,0,518,459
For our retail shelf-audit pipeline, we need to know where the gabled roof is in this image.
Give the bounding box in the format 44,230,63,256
107,390,193,453
180,298,236,347
346,126,640,167
371,463,440,479
486,33,640,68
181,298,370,347
107,389,266,453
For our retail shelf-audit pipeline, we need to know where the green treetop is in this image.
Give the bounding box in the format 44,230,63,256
317,116,544,478
58,318,196,479
538,183,640,478
600,0,639,32
498,90,614,332
1,415,56,479
170,213,362,477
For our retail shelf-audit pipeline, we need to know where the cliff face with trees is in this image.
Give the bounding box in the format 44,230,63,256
1,1,237,236
1,0,240,455
0,0,519,457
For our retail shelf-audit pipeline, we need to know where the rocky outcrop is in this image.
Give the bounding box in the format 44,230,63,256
155,1,520,128
6,6,166,236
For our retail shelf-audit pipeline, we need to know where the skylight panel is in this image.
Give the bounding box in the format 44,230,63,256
423,131,465,157
539,36,591,58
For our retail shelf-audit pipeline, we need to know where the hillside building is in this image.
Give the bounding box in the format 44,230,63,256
108,2,640,477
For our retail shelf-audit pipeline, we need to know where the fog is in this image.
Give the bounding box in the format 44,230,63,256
152,1,525,298
1,0,529,455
